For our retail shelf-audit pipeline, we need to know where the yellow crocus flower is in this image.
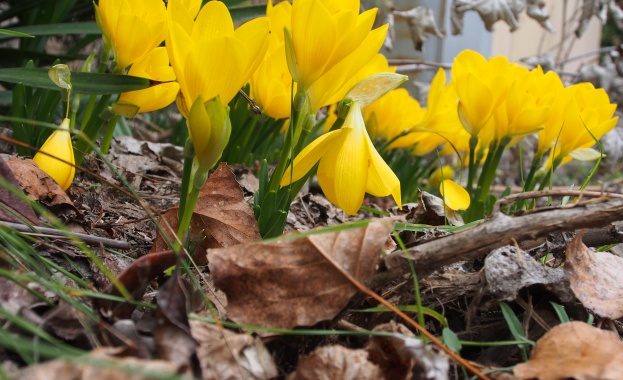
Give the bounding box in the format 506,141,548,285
95,0,167,73
116,48,180,114
281,101,401,215
250,0,294,119
452,50,515,138
188,96,231,172
363,88,423,142
166,0,270,118
33,118,75,191
543,83,618,169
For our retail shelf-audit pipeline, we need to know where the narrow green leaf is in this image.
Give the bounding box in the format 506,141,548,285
229,4,265,22
0,22,100,41
549,302,570,323
0,29,33,38
0,67,150,94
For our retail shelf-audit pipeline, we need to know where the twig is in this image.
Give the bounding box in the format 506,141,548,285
492,189,623,213
404,197,623,274
0,221,132,250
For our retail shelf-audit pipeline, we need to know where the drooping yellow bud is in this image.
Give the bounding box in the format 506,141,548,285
33,118,75,191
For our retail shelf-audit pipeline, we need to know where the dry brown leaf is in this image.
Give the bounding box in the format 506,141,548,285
150,163,260,263
366,321,449,380
207,220,392,329
7,158,74,209
11,347,184,380
287,345,381,380
565,231,623,319
0,157,40,225
514,321,623,380
190,320,278,380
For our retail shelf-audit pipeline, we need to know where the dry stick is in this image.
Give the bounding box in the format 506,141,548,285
401,197,623,275
0,220,132,250
312,236,490,380
492,189,623,213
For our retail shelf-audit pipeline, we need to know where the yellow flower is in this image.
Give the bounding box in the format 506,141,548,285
250,0,294,119
363,88,423,142
479,66,560,145
290,0,381,89
33,118,75,191
281,101,401,215
439,179,470,211
543,83,618,169
287,0,387,113
188,96,231,171
116,48,180,114
166,0,270,117
95,0,167,73
389,69,465,155
452,50,514,138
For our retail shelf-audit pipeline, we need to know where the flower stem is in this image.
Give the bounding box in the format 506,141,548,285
466,136,479,195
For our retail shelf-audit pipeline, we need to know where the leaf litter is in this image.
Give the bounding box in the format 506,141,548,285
2,136,623,379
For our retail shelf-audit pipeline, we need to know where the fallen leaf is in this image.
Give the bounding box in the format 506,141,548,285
153,268,197,371
94,249,180,322
150,163,260,264
565,231,623,319
7,158,74,210
366,321,449,380
514,321,623,380
11,347,184,380
484,245,573,302
417,191,463,226
208,220,392,329
190,320,278,380
0,157,40,225
287,345,381,380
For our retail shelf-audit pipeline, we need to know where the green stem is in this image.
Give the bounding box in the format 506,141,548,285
476,137,510,204
99,115,118,154
175,184,201,251
466,136,479,195
178,137,195,223
523,152,543,192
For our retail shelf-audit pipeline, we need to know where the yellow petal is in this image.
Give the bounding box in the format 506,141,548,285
185,36,246,105
192,0,234,41
291,0,336,88
118,82,180,113
33,118,75,191
365,136,402,208
188,96,212,161
280,129,343,186
439,179,470,211
333,132,368,215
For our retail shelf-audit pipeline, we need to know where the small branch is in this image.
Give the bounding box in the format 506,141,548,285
0,221,132,250
381,197,623,278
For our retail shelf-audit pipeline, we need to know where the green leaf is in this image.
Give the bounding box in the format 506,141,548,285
0,29,33,38
442,328,462,353
0,67,150,94
549,302,570,323
0,22,101,41
229,4,265,22
499,302,534,345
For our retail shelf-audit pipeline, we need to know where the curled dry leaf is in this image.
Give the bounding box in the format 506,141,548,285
565,231,623,319
514,321,623,380
287,345,381,380
392,6,444,51
190,320,278,380
484,246,573,302
150,163,260,264
11,347,183,380
366,321,449,380
207,220,392,329
7,158,74,210
452,0,526,34
0,157,39,225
